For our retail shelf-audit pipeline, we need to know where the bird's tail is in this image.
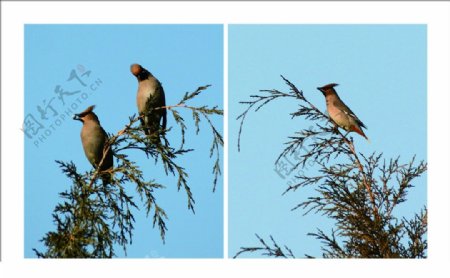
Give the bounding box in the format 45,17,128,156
352,125,370,142
99,168,113,186
148,125,162,145
141,115,163,146
100,172,112,186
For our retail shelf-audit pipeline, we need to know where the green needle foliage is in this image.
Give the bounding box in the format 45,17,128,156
34,85,223,258
233,234,295,259
234,76,427,258
169,85,224,192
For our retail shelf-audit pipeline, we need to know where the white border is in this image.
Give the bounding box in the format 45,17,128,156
223,23,229,259
1,1,449,277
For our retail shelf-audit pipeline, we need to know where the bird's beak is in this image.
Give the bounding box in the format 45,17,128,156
73,114,82,121
317,87,325,95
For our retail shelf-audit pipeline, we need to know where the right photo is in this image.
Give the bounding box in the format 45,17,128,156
228,24,427,258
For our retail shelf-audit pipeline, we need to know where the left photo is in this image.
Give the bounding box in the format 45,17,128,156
24,24,224,258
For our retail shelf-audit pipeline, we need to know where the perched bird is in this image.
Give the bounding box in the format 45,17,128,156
73,105,114,184
130,63,167,144
317,83,369,140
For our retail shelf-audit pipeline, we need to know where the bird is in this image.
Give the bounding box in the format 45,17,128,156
317,83,369,141
73,105,114,184
130,63,167,144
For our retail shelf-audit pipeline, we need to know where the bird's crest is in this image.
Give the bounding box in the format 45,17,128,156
73,105,99,122
318,83,339,91
78,105,96,116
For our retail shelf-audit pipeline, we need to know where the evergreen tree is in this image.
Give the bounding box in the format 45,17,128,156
34,85,223,258
234,77,426,258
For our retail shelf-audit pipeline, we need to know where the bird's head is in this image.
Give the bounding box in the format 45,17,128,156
130,63,150,81
73,105,99,123
317,83,339,95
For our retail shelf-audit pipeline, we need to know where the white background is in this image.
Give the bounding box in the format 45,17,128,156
1,1,449,277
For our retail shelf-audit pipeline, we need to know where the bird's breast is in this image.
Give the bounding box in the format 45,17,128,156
81,123,106,164
327,104,354,130
136,78,159,113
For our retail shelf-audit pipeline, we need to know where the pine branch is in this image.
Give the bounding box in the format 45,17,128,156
164,85,223,192
306,229,348,258
34,161,138,258
233,234,295,259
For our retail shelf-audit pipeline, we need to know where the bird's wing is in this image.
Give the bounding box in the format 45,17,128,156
338,101,367,129
159,82,167,130
140,117,149,135
100,126,112,155
100,126,114,169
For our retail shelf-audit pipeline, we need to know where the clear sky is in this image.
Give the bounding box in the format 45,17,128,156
229,25,427,258
23,24,427,259
24,24,224,258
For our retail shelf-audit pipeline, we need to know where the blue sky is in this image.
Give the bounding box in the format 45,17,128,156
228,25,427,258
23,24,427,259
24,24,224,258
